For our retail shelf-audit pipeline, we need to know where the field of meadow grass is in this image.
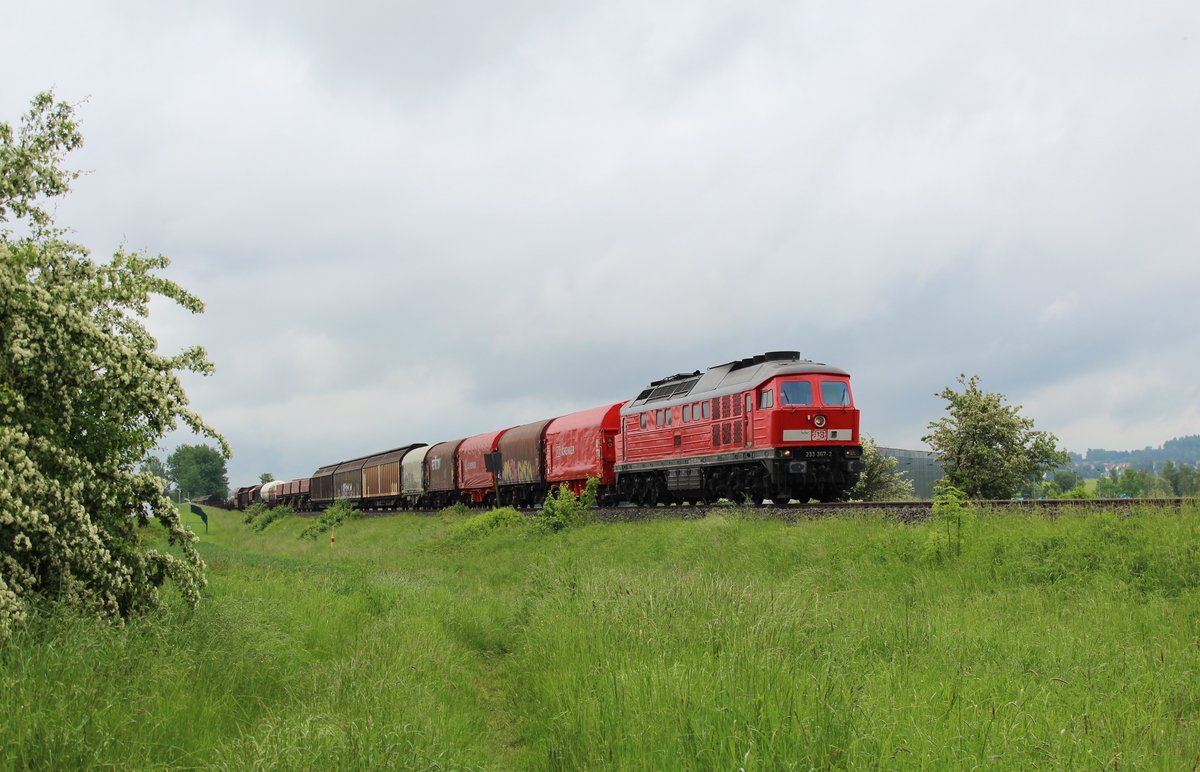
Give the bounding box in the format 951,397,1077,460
3,501,1199,769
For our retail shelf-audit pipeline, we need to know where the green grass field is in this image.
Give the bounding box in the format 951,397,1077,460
3,502,1199,769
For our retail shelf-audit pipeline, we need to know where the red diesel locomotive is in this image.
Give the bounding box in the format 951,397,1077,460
616,351,863,504
235,351,864,510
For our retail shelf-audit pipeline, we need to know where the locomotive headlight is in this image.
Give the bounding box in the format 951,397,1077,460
814,414,827,428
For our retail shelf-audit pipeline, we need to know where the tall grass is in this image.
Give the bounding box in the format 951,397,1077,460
3,503,1198,768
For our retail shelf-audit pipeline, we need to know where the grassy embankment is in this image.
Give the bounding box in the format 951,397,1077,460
3,502,1199,769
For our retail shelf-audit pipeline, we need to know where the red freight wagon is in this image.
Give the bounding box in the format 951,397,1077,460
457,429,510,506
295,477,311,510
544,402,625,500
277,479,294,507
617,352,863,505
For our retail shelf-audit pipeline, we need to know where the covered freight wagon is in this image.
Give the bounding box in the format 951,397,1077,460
310,461,340,506
401,445,432,503
424,439,464,509
361,444,425,510
545,402,625,497
458,429,510,505
333,457,369,501
497,418,554,506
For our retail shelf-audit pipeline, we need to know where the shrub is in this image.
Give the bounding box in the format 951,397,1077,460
241,502,268,525
1,93,224,640
250,505,293,533
439,502,472,519
1061,484,1092,500
922,480,975,562
445,507,529,543
536,478,599,533
298,499,357,540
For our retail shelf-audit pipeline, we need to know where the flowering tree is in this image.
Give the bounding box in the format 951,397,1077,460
0,92,227,639
922,374,1068,499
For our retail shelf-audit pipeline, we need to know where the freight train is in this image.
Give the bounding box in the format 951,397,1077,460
232,351,864,511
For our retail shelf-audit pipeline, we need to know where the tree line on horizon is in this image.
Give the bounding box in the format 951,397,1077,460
1066,434,1200,478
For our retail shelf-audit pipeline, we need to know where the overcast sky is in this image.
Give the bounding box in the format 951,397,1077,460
5,1,1199,486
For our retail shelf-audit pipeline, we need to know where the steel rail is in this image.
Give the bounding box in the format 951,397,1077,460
334,497,1190,521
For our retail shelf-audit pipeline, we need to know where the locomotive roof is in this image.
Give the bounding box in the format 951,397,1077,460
621,351,849,414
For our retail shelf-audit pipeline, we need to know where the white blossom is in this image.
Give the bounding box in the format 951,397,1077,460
1,92,226,638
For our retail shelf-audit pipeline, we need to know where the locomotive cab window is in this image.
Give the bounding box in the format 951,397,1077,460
683,405,691,423
780,381,813,406
701,402,711,419
820,381,852,406
640,413,647,429
745,394,754,412
759,389,774,409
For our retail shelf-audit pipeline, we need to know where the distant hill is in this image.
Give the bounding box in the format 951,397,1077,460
1069,434,1200,477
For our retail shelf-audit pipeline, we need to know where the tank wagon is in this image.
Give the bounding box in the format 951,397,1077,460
235,351,863,511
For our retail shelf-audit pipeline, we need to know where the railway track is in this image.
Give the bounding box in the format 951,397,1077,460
343,497,1190,523
588,497,1189,523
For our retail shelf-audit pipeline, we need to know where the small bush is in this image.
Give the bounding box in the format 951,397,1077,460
298,499,357,540
536,478,598,533
439,502,472,519
250,505,293,533
445,507,529,543
241,502,268,525
922,480,974,562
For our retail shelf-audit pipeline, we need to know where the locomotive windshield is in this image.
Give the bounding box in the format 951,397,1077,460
780,381,813,406
820,381,852,406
